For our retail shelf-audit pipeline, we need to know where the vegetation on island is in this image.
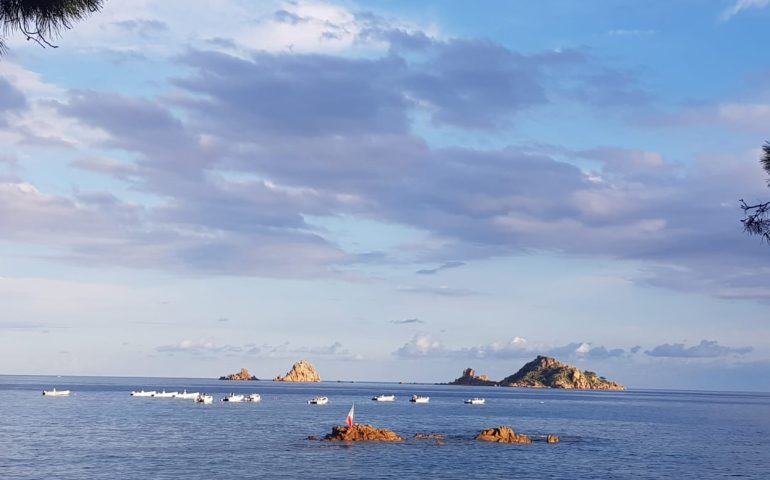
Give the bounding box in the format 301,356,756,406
449,355,625,390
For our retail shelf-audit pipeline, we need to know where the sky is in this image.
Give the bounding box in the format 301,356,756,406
2,0,770,391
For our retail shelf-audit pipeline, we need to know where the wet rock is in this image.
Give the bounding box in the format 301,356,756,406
475,426,533,444
323,424,404,442
414,433,445,439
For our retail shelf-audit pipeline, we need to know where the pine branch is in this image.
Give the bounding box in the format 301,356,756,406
0,0,103,54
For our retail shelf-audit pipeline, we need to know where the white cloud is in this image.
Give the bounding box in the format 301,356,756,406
395,334,446,357
645,340,753,358
395,335,629,360
156,339,362,359
721,0,770,21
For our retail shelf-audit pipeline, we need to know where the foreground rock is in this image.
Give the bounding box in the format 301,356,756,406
476,426,533,444
476,427,560,444
448,368,497,386
218,368,257,381
323,424,404,442
274,360,321,382
499,356,625,390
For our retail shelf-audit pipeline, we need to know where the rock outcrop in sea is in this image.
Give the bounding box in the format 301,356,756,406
323,424,404,442
447,356,624,390
448,368,497,386
476,426,533,444
218,368,258,381
499,355,625,390
475,426,560,444
274,360,321,382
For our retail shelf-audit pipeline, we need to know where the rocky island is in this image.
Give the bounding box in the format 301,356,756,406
449,368,497,386
447,355,625,390
500,356,624,390
274,360,321,382
323,424,404,442
218,367,258,381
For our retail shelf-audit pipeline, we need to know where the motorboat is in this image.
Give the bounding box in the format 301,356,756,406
130,390,156,397
174,390,200,400
246,393,261,402
371,394,396,402
42,389,70,397
222,393,245,403
464,398,485,405
195,394,213,404
308,396,329,405
152,390,179,398
410,395,430,403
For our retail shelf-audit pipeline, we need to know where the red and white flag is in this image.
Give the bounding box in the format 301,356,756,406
345,402,355,427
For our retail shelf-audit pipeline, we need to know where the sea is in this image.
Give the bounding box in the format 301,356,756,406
1,376,768,479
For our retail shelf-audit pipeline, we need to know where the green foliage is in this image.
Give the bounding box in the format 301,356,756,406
0,0,103,55
763,142,770,179
740,141,770,243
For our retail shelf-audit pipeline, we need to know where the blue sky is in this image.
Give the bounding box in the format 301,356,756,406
2,0,770,391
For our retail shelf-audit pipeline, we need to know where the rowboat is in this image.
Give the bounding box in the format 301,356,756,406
464,398,485,405
308,396,328,405
42,389,70,397
174,390,200,400
372,394,396,402
152,390,178,398
222,393,245,402
130,390,156,397
246,393,261,402
195,394,213,404
410,395,430,403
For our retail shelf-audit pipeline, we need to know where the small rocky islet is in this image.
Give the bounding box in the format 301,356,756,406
313,424,559,444
274,360,321,382
218,368,258,381
217,360,322,383
449,355,625,390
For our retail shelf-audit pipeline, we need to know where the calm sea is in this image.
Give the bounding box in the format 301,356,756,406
1,376,768,479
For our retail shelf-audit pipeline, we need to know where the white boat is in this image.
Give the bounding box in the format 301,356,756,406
308,396,329,405
222,393,245,403
152,390,179,398
371,394,396,402
130,390,156,397
410,395,430,403
246,393,261,402
464,398,485,405
174,390,200,400
195,394,213,404
42,389,70,397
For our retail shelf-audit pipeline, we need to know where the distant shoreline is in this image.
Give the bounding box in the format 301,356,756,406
2,374,770,394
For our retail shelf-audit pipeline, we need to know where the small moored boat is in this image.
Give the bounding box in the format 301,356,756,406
308,396,329,405
42,389,70,397
174,390,200,400
222,393,245,403
410,395,430,403
130,390,156,397
152,390,179,398
246,393,261,402
195,394,213,404
371,394,396,402
464,398,485,405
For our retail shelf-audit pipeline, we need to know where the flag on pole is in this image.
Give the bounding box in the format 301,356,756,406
345,402,355,427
